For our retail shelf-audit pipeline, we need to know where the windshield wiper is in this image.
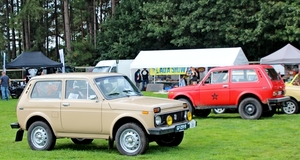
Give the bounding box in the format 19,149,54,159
108,92,120,96
122,89,133,93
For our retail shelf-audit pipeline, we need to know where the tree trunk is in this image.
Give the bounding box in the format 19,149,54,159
111,0,115,15
10,0,16,59
5,0,11,60
55,0,59,59
63,0,71,55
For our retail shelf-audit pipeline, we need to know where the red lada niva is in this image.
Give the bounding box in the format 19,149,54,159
168,65,290,120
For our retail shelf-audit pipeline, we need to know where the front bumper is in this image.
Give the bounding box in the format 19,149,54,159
10,122,24,142
148,119,197,135
267,96,290,110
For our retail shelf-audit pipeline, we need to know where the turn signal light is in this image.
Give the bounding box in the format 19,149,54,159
153,107,161,113
183,103,188,109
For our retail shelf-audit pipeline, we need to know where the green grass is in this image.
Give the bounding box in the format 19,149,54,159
1,94,300,159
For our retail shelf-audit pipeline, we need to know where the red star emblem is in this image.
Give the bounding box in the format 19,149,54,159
212,93,218,100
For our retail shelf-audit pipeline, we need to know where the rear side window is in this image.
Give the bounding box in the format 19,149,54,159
231,69,258,82
31,81,62,99
265,68,280,80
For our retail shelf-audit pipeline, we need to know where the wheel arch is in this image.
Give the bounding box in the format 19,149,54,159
174,95,194,107
237,93,262,108
26,116,53,132
111,117,147,141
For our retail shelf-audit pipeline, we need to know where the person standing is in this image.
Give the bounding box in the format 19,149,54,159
134,69,142,90
141,68,149,91
179,75,187,87
0,71,10,100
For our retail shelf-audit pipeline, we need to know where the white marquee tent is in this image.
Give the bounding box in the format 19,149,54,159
130,47,249,69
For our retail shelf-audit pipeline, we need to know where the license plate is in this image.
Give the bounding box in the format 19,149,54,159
175,124,187,132
278,91,282,95
189,120,196,128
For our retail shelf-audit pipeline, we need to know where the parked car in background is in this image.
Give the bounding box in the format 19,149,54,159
168,65,290,120
10,72,196,156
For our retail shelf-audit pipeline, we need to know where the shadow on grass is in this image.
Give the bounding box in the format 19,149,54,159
53,139,182,155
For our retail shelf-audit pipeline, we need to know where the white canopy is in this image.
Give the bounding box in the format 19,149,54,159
130,47,249,69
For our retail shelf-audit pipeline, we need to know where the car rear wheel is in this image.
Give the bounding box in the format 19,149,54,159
178,98,194,115
27,121,56,150
71,138,94,144
213,108,226,114
194,109,211,117
155,132,184,147
282,99,299,114
238,98,262,119
116,123,149,156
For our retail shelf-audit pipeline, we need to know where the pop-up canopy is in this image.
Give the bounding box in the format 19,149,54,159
130,47,249,69
260,44,300,65
6,51,62,68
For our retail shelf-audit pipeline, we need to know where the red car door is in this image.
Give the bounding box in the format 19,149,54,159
199,70,230,106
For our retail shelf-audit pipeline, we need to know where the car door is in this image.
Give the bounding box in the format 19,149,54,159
60,79,102,133
199,70,230,106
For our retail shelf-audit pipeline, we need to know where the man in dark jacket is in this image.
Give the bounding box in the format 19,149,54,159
134,69,142,90
141,68,149,91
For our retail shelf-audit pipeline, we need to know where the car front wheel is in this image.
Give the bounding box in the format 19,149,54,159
71,138,94,144
282,99,299,114
27,121,56,150
155,132,184,146
115,123,149,156
238,98,262,120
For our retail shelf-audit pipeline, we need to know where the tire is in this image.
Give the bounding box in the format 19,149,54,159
213,108,226,114
155,132,184,147
71,138,94,144
282,99,299,114
115,123,149,156
238,98,262,119
178,98,194,115
194,109,211,117
27,121,56,150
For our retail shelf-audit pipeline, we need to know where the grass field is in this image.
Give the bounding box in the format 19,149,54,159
1,92,300,159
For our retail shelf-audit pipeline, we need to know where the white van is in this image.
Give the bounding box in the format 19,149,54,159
92,60,134,81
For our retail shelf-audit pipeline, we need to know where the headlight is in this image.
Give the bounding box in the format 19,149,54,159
187,111,192,121
184,111,188,120
166,115,173,126
155,116,162,125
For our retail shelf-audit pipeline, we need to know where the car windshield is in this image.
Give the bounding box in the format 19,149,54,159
95,76,142,99
92,66,111,72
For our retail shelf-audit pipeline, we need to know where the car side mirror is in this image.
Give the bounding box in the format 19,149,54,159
89,95,97,100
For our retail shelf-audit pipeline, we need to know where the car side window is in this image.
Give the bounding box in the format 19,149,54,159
31,81,62,99
65,80,96,100
231,69,258,82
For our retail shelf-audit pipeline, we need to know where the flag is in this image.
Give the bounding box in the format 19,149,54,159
59,49,65,73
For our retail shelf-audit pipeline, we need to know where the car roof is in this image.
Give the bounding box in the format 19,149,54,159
30,72,124,80
210,64,273,71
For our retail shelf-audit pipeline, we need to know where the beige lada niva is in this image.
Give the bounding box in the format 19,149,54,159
10,72,196,156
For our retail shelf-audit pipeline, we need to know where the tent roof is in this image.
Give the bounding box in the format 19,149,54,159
260,44,300,65
6,51,63,68
130,47,249,69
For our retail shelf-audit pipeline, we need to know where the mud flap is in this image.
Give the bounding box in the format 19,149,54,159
15,129,24,142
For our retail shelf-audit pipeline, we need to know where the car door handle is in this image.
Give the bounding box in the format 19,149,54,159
62,103,70,106
222,85,228,88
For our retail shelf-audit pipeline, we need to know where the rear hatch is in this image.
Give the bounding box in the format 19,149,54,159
264,67,285,96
